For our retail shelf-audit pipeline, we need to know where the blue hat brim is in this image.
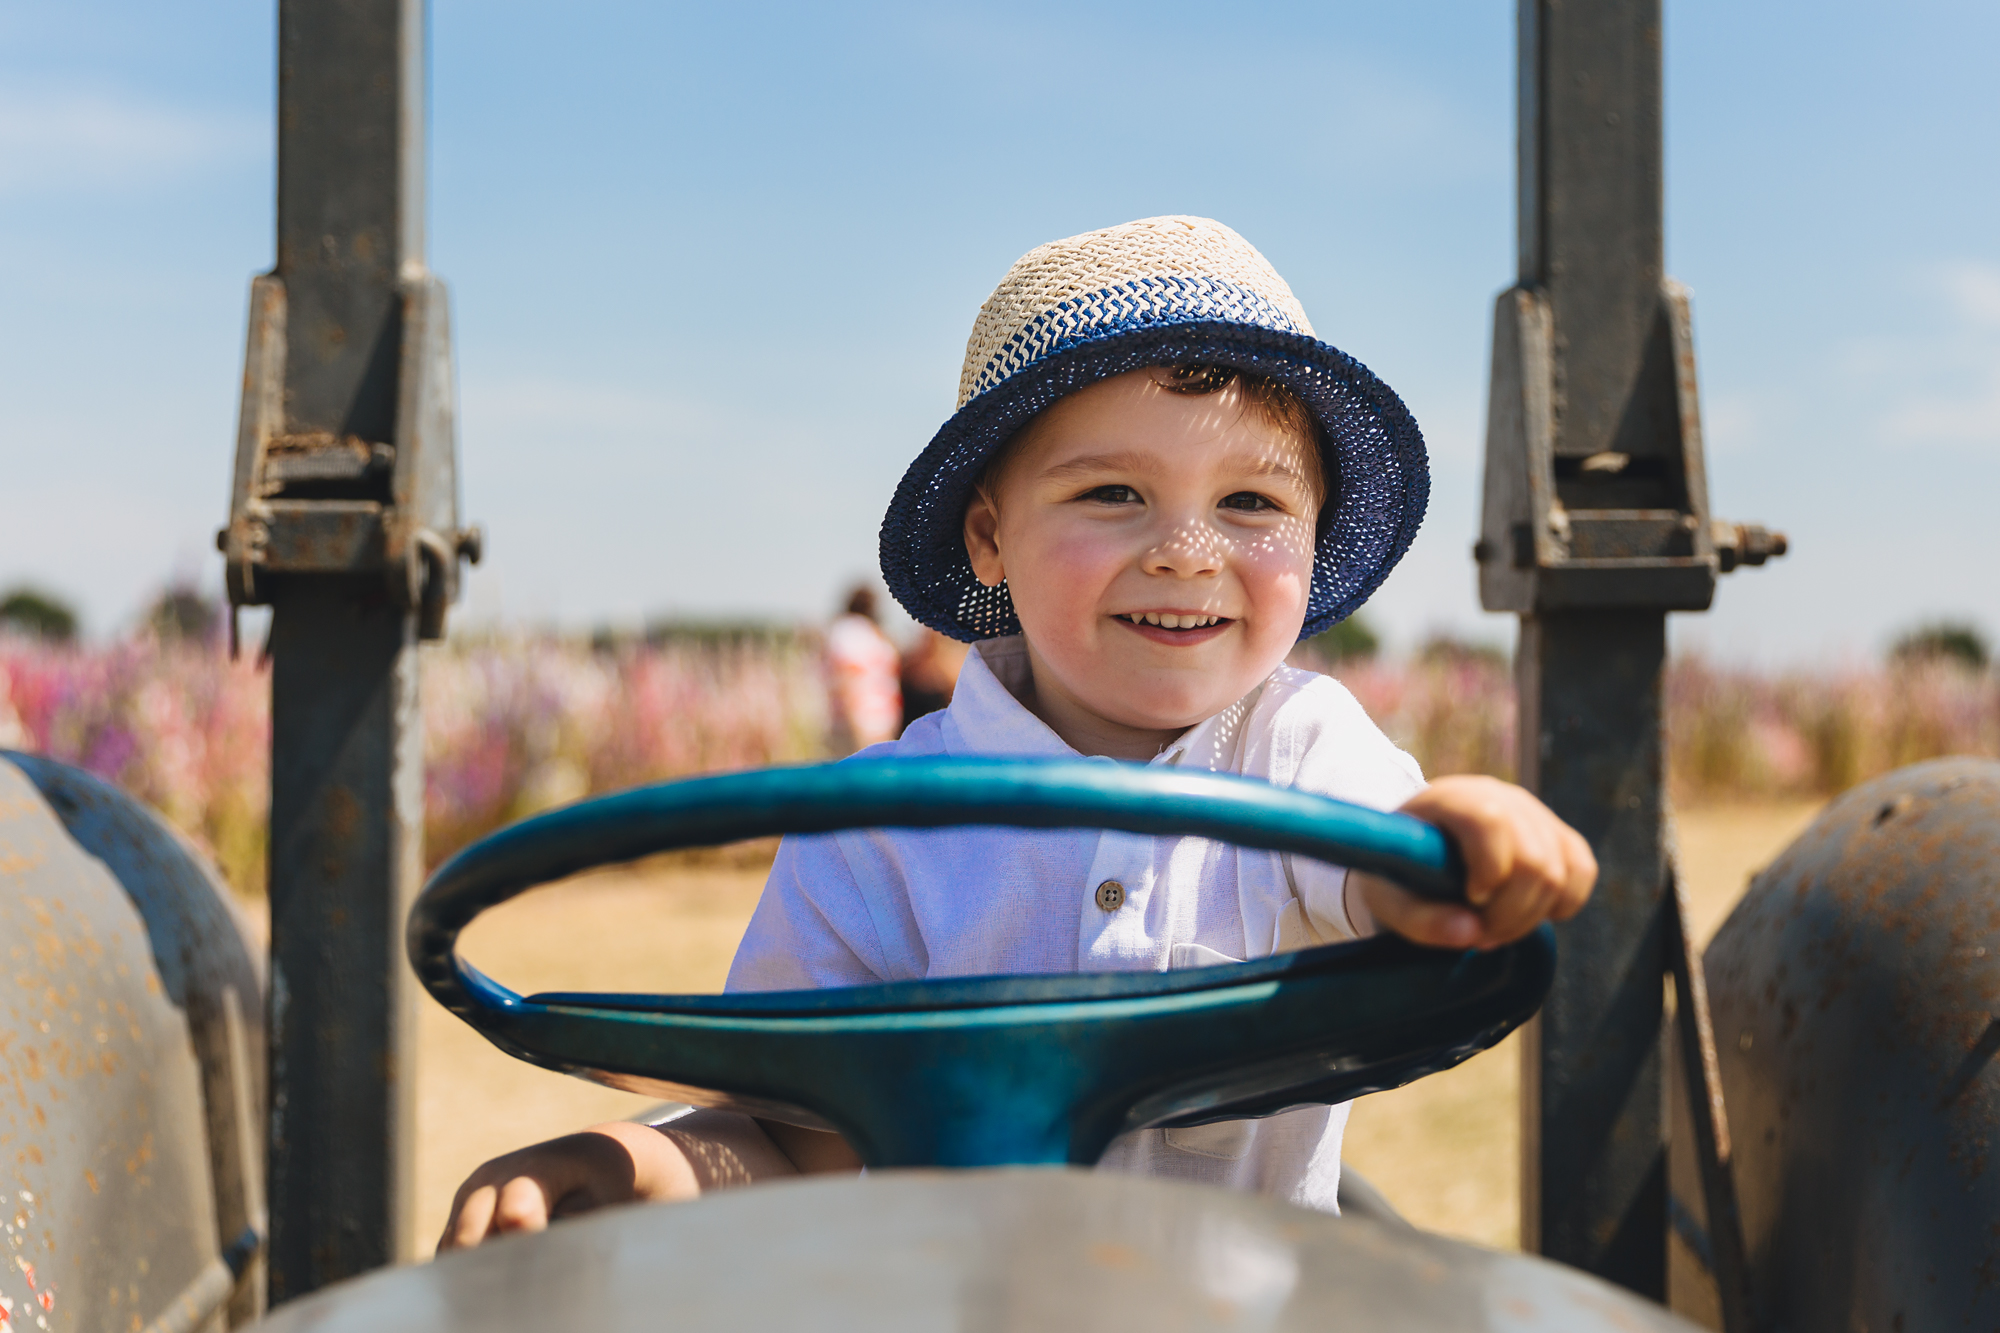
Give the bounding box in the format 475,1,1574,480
880,320,1429,643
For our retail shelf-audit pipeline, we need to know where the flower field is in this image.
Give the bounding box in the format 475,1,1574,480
2,631,1993,898
0,633,827,895
1316,650,1999,799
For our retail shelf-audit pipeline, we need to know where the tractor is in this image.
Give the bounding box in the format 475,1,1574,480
5,1,1990,1331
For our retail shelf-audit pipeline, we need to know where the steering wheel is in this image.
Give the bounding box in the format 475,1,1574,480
407,758,1553,1169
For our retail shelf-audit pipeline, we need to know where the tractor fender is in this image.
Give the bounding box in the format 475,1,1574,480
244,1168,1697,1331
0,752,264,1330
1706,757,2000,1331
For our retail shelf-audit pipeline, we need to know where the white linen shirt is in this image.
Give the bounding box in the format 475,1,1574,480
726,635,1425,1213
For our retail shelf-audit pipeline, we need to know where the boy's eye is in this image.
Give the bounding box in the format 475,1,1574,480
1219,491,1279,512
1080,484,1140,505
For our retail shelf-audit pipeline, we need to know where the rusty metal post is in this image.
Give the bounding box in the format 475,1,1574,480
1514,606,1669,1295
220,0,477,1304
1477,0,1781,1301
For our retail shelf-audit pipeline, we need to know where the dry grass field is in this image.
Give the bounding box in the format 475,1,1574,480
392,799,1826,1255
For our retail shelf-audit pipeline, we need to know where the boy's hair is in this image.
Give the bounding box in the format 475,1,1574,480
980,363,1331,515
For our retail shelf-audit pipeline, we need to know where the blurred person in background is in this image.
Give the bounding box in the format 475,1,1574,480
826,585,901,752
899,629,968,734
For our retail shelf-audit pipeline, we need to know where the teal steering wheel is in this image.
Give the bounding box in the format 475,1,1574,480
407,758,1553,1169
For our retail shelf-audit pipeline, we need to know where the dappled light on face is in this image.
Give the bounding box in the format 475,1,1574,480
1239,513,1318,564
1139,370,1254,449
1142,519,1227,580
1138,506,1315,585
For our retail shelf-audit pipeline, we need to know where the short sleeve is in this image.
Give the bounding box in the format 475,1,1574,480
1269,672,1427,941
725,833,888,992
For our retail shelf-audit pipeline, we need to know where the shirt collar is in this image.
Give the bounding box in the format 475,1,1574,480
1153,679,1263,772
939,637,1075,758
943,635,1268,773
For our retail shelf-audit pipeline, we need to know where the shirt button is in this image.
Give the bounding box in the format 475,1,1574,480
1095,879,1126,912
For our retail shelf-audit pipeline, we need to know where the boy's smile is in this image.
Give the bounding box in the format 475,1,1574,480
963,367,1322,761
1114,611,1233,644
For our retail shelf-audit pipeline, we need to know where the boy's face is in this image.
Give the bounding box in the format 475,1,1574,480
963,367,1320,754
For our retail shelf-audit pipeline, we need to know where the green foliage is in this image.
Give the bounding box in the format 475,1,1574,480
147,586,221,642
610,619,806,652
1677,683,1759,793
1890,621,1990,673
1416,634,1508,670
0,586,78,642
1304,613,1379,662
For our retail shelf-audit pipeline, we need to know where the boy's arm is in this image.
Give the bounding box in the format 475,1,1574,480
1352,774,1596,950
438,1109,861,1251
442,803,892,1252
755,1118,865,1173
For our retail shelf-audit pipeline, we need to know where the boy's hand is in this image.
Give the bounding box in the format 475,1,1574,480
437,1121,694,1252
1353,775,1596,951
436,1111,858,1252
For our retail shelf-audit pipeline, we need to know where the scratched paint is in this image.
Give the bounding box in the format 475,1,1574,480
1706,758,2000,1332
0,757,232,1332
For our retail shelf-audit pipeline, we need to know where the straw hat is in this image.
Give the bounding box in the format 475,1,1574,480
880,216,1428,642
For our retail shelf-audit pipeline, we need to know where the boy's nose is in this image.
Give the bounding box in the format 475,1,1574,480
1141,520,1224,579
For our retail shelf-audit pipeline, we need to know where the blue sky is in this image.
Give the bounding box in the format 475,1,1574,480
1,1,1994,662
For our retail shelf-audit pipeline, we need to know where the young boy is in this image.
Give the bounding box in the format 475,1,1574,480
440,216,1595,1249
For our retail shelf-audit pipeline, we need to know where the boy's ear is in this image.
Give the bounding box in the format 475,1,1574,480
963,488,1005,588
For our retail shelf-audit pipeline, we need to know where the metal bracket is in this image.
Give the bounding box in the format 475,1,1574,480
218,272,481,640
1665,865,1755,1333
1476,281,1784,614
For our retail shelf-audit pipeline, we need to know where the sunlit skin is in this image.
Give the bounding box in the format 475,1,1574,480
434,367,1597,1250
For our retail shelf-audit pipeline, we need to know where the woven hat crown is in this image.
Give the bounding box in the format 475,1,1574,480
957,216,1316,409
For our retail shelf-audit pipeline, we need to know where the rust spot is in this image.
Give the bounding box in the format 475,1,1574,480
326,785,362,840
1874,795,1915,827
1086,1240,1144,1270
81,1169,95,1194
